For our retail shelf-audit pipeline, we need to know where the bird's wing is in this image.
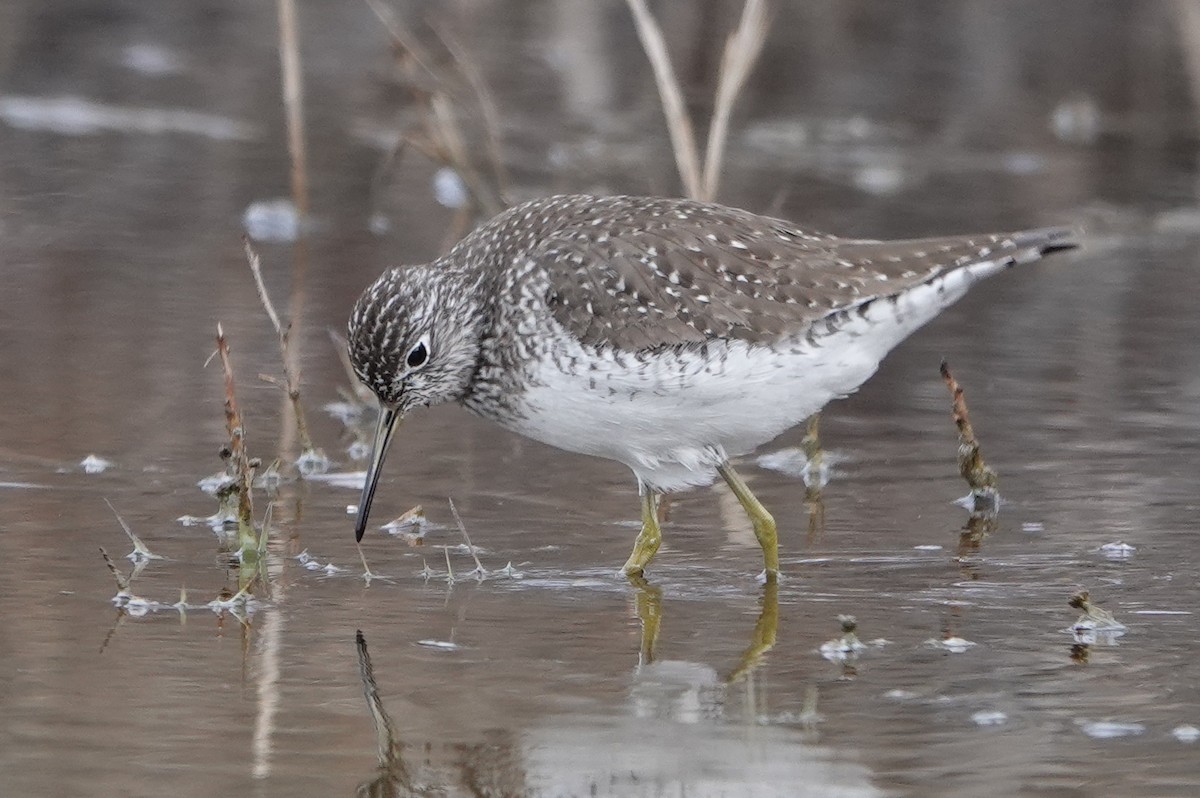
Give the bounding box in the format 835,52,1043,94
537,202,1075,352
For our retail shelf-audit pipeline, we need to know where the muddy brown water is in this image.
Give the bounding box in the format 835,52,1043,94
3,2,1200,796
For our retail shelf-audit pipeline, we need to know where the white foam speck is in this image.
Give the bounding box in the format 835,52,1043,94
243,199,300,242
1171,725,1200,742
1079,721,1144,739
81,454,112,474
971,710,1008,726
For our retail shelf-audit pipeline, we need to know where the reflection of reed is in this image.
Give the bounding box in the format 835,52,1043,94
956,511,996,565
354,630,415,797
353,630,528,796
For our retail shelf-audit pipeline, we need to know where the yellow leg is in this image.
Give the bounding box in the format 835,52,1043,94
621,489,662,577
717,462,780,581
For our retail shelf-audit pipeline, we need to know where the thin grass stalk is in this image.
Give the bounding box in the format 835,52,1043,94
244,239,318,456
625,0,703,198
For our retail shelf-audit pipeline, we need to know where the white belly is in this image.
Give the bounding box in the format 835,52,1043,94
503,262,999,492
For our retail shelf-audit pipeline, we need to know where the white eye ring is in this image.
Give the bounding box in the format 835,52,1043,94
406,337,429,369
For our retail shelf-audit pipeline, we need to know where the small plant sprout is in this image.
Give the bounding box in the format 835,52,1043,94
820,615,866,662
443,546,455,584
215,324,257,547
1069,590,1126,633
494,562,523,579
104,498,163,563
419,557,436,580
253,458,283,492
448,497,486,578
208,584,255,612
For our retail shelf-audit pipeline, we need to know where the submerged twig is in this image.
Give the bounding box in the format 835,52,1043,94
99,547,132,595
940,360,998,503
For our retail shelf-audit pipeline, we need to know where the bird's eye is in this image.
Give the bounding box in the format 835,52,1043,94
406,341,428,369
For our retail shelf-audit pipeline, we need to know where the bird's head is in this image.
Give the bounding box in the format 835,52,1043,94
347,264,486,541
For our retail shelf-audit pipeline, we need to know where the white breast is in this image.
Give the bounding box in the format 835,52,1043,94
501,261,1004,493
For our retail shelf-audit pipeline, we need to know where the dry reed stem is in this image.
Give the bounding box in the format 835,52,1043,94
429,93,503,216
940,360,998,494
703,0,770,200
625,0,704,199
363,0,508,221
276,0,310,218
627,0,771,201
244,239,318,455
273,0,313,468
362,0,440,78
430,20,511,202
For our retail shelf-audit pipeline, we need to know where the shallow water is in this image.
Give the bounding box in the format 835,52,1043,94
3,2,1200,796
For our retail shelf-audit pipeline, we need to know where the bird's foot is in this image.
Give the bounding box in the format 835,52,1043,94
757,568,782,586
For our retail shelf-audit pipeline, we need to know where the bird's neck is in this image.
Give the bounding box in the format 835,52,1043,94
430,260,496,403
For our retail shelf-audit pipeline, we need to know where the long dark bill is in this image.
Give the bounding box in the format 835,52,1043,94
354,406,400,542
